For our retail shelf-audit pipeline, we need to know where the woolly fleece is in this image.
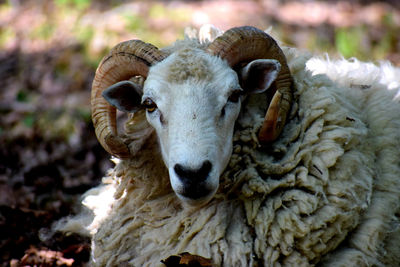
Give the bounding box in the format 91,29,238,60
59,47,400,266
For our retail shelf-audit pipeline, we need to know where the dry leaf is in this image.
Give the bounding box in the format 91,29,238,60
17,246,74,266
162,252,214,267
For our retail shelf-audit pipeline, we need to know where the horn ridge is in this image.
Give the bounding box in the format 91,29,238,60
91,39,166,158
208,26,293,143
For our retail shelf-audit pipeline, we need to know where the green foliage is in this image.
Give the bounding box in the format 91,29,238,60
382,12,395,27
23,113,35,128
55,0,91,10
75,108,91,123
304,32,332,55
149,3,190,22
374,30,394,59
374,12,398,59
334,19,398,61
16,90,29,102
30,23,55,40
0,1,10,8
124,14,147,33
38,110,75,141
335,27,364,58
123,13,169,47
74,25,94,44
0,27,15,48
149,4,166,19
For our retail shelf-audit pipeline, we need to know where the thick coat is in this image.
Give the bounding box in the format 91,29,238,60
59,38,400,267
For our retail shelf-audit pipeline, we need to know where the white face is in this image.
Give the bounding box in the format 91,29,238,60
143,50,242,205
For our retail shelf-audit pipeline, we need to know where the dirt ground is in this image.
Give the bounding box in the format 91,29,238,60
1,0,399,266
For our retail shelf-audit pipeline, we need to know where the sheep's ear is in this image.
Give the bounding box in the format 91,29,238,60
240,59,281,94
102,81,143,113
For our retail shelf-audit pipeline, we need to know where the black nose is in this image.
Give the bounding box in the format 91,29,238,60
174,160,212,186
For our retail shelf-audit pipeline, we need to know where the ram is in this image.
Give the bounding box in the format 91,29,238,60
59,25,400,266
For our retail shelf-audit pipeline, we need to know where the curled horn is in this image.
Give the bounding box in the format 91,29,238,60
91,40,166,158
207,26,293,143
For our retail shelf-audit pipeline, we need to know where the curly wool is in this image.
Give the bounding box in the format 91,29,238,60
58,47,400,267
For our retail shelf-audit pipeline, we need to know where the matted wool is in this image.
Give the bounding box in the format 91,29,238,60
57,46,400,267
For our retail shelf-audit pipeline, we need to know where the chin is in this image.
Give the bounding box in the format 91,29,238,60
176,193,215,208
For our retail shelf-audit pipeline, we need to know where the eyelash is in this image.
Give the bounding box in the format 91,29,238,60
221,89,243,117
228,89,243,103
142,98,157,113
142,97,167,126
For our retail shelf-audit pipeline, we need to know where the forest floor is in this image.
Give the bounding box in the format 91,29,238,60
1,0,399,266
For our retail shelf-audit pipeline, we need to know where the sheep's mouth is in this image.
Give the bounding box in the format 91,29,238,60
176,191,215,206
180,182,213,200
172,179,218,206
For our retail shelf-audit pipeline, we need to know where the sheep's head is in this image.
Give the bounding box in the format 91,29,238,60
91,26,293,205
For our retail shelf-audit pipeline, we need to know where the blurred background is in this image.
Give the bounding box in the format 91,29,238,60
1,0,399,266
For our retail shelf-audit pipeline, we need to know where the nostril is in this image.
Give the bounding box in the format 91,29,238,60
174,160,213,184
174,164,186,179
199,160,212,178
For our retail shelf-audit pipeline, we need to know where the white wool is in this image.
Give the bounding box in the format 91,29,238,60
59,47,400,266
53,177,116,237
306,56,400,99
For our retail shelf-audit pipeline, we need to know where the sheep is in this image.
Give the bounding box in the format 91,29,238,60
58,25,400,266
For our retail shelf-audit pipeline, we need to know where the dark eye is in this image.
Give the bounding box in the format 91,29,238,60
142,98,157,113
228,89,243,103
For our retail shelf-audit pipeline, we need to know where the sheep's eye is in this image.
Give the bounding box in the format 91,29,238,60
142,98,157,113
228,89,243,103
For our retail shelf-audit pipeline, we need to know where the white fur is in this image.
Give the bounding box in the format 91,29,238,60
144,48,242,204
57,26,400,266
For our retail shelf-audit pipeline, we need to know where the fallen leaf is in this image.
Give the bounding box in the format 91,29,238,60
162,252,214,267
18,246,74,266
